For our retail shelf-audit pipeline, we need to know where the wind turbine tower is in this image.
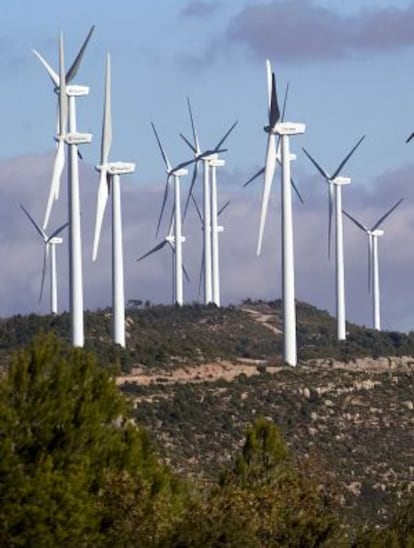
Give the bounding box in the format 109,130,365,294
93,53,135,348
209,156,225,307
259,60,305,367
343,198,403,331
302,136,365,340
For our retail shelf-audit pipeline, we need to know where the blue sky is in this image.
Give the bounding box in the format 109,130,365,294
1,0,414,333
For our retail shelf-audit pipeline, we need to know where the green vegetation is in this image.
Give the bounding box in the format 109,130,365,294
1,301,414,373
0,302,413,544
0,334,186,546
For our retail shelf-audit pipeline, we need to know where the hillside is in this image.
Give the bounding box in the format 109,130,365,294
0,300,413,528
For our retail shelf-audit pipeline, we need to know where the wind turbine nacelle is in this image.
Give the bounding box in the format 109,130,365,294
66,132,93,145
108,162,136,175
173,168,188,177
275,122,306,135
209,159,225,167
49,236,63,245
371,229,384,237
66,84,90,97
333,176,351,185
217,226,224,233
203,153,218,161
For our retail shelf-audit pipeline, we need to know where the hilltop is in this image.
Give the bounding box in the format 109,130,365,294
0,299,413,528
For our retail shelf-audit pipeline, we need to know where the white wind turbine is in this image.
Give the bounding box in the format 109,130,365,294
151,123,191,306
93,53,135,348
302,136,365,340
34,31,93,347
243,81,304,233
137,211,191,304
258,59,305,366
180,98,237,305
20,205,68,315
343,199,403,331
33,25,94,230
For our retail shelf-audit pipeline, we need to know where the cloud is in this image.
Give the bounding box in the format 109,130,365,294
1,152,413,334
180,1,221,18
224,0,414,63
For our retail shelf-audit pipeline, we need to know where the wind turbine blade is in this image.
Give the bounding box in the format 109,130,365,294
302,148,329,179
269,72,280,128
58,33,67,137
151,122,171,172
32,49,59,87
266,59,272,118
187,97,200,153
183,161,198,220
155,176,171,237
368,234,372,293
198,252,204,300
218,200,231,216
43,140,65,230
328,182,334,259
48,221,69,242
167,205,175,235
65,25,95,83
291,177,304,205
191,193,203,223
101,53,112,164
39,247,48,304
173,156,199,173
281,82,289,122
257,133,276,256
342,209,368,232
180,132,197,154
371,198,404,231
92,170,110,261
214,121,238,151
406,132,414,143
137,240,168,262
182,263,191,284
243,166,265,188
275,156,304,204
332,135,365,179
20,205,47,240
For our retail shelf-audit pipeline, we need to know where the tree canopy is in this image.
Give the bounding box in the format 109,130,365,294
0,333,184,546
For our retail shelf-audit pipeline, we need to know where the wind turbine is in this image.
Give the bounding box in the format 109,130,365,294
258,59,305,366
180,97,237,304
302,136,365,340
151,123,189,306
33,25,94,230
243,81,304,240
20,205,68,315
137,212,190,304
93,53,135,348
34,31,93,347
343,199,403,331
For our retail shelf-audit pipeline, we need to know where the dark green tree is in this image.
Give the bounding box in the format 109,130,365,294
0,333,184,546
